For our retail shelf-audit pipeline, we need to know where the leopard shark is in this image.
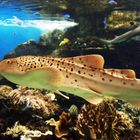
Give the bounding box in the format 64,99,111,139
0,55,139,105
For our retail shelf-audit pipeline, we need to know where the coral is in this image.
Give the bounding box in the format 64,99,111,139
0,85,13,99
68,104,79,117
0,85,59,118
2,121,53,139
39,30,64,49
2,121,29,137
47,111,77,138
76,98,139,140
0,84,139,139
108,10,139,29
45,98,140,139
0,85,61,139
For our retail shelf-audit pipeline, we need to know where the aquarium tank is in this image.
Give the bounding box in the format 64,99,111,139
0,0,139,140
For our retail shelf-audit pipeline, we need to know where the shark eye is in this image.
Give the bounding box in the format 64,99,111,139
6,60,11,64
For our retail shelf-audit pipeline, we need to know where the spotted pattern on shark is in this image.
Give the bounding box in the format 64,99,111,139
0,55,140,106
3,56,138,89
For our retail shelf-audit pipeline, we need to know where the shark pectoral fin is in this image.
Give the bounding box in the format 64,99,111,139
84,85,104,104
60,86,104,105
25,67,64,89
81,88,103,105
105,69,136,78
55,90,69,99
86,96,103,105
65,54,105,69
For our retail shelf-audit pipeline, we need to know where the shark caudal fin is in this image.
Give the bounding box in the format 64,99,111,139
64,54,105,69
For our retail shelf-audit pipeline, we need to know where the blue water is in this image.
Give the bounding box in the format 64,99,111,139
0,2,77,60
0,25,42,59
0,3,45,60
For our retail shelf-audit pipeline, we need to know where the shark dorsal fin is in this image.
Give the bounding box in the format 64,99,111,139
120,69,136,78
105,69,136,79
65,55,104,69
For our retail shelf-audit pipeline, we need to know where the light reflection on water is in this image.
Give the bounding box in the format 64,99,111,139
0,0,77,59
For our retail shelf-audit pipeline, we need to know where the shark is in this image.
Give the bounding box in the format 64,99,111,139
0,55,140,105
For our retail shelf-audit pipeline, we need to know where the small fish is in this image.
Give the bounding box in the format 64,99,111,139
59,38,70,47
33,12,41,16
108,0,117,5
58,4,67,10
63,13,70,19
69,104,78,117
0,55,140,106
13,32,16,36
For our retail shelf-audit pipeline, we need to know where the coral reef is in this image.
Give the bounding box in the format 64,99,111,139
0,84,139,140
107,10,139,30
0,85,60,140
47,112,77,138
46,98,140,140
76,98,137,140
2,121,53,140
0,85,59,118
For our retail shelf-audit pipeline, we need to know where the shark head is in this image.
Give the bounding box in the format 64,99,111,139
0,56,45,75
0,57,26,84
0,56,64,90
0,58,21,75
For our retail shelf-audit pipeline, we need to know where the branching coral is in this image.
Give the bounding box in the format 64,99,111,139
76,98,138,140
45,97,140,139
47,111,77,138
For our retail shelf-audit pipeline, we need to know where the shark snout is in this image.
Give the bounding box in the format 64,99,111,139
0,59,15,73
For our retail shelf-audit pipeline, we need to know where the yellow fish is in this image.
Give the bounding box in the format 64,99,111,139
59,38,70,47
0,55,140,106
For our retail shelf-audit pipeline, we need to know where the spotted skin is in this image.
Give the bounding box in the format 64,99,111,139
0,55,140,105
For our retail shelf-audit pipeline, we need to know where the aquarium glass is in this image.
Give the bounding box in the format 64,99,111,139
0,0,140,140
